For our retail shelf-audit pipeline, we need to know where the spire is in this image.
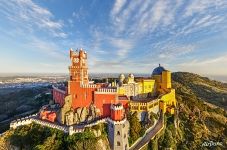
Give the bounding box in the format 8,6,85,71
159,63,161,67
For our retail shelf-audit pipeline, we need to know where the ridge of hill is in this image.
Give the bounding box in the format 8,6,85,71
172,72,227,109
147,72,227,150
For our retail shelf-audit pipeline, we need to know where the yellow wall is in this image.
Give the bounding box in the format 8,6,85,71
160,89,176,105
162,71,171,89
128,77,134,83
159,89,176,114
130,100,159,112
152,75,162,92
137,79,155,95
117,87,125,95
138,82,143,94
143,80,155,94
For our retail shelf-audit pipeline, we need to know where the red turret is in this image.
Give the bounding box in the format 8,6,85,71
110,103,124,121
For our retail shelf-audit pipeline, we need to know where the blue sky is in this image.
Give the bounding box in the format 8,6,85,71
0,0,227,76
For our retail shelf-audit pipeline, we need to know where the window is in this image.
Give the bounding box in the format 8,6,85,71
117,131,120,135
117,141,121,146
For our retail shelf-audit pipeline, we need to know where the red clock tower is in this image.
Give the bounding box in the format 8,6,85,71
68,48,95,109
69,48,88,84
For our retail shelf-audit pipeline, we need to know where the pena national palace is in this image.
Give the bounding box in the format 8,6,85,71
10,48,177,150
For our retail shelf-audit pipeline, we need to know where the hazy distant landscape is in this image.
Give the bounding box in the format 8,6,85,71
207,75,227,83
1,72,226,82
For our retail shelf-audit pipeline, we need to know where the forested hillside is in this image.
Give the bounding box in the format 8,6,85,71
0,87,51,133
147,72,227,150
172,72,227,109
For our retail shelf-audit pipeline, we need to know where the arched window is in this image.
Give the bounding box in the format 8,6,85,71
117,141,121,146
117,131,120,135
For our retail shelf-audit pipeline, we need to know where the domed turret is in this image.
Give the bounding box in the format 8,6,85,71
128,73,134,79
128,73,134,83
119,74,125,82
152,64,166,75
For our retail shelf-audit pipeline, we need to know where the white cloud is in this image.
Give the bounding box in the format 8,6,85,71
184,0,227,17
109,0,227,38
110,0,127,17
110,0,182,36
158,44,195,59
107,0,227,71
0,0,68,61
28,37,67,60
0,0,66,38
177,54,227,75
109,38,134,58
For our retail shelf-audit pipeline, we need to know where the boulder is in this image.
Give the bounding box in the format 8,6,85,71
80,107,88,122
65,110,74,126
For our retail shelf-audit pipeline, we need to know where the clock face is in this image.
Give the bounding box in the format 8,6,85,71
73,58,79,63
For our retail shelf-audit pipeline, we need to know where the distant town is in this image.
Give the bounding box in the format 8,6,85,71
0,73,153,89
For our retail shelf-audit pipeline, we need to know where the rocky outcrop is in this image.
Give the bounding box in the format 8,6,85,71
96,137,111,150
59,98,101,125
87,103,101,122
79,107,88,122
58,95,72,124
65,109,74,126
93,129,102,137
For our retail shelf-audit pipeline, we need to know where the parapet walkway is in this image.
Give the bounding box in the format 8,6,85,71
10,114,127,136
129,113,164,150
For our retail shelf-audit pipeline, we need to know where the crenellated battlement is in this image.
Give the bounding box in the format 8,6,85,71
10,113,38,129
111,103,123,110
96,88,117,93
10,113,129,136
33,119,68,132
68,126,84,135
107,117,127,125
70,48,79,57
80,83,97,88
70,48,87,58
84,118,107,128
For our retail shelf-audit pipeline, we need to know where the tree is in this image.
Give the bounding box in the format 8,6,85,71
128,112,142,142
35,133,63,150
